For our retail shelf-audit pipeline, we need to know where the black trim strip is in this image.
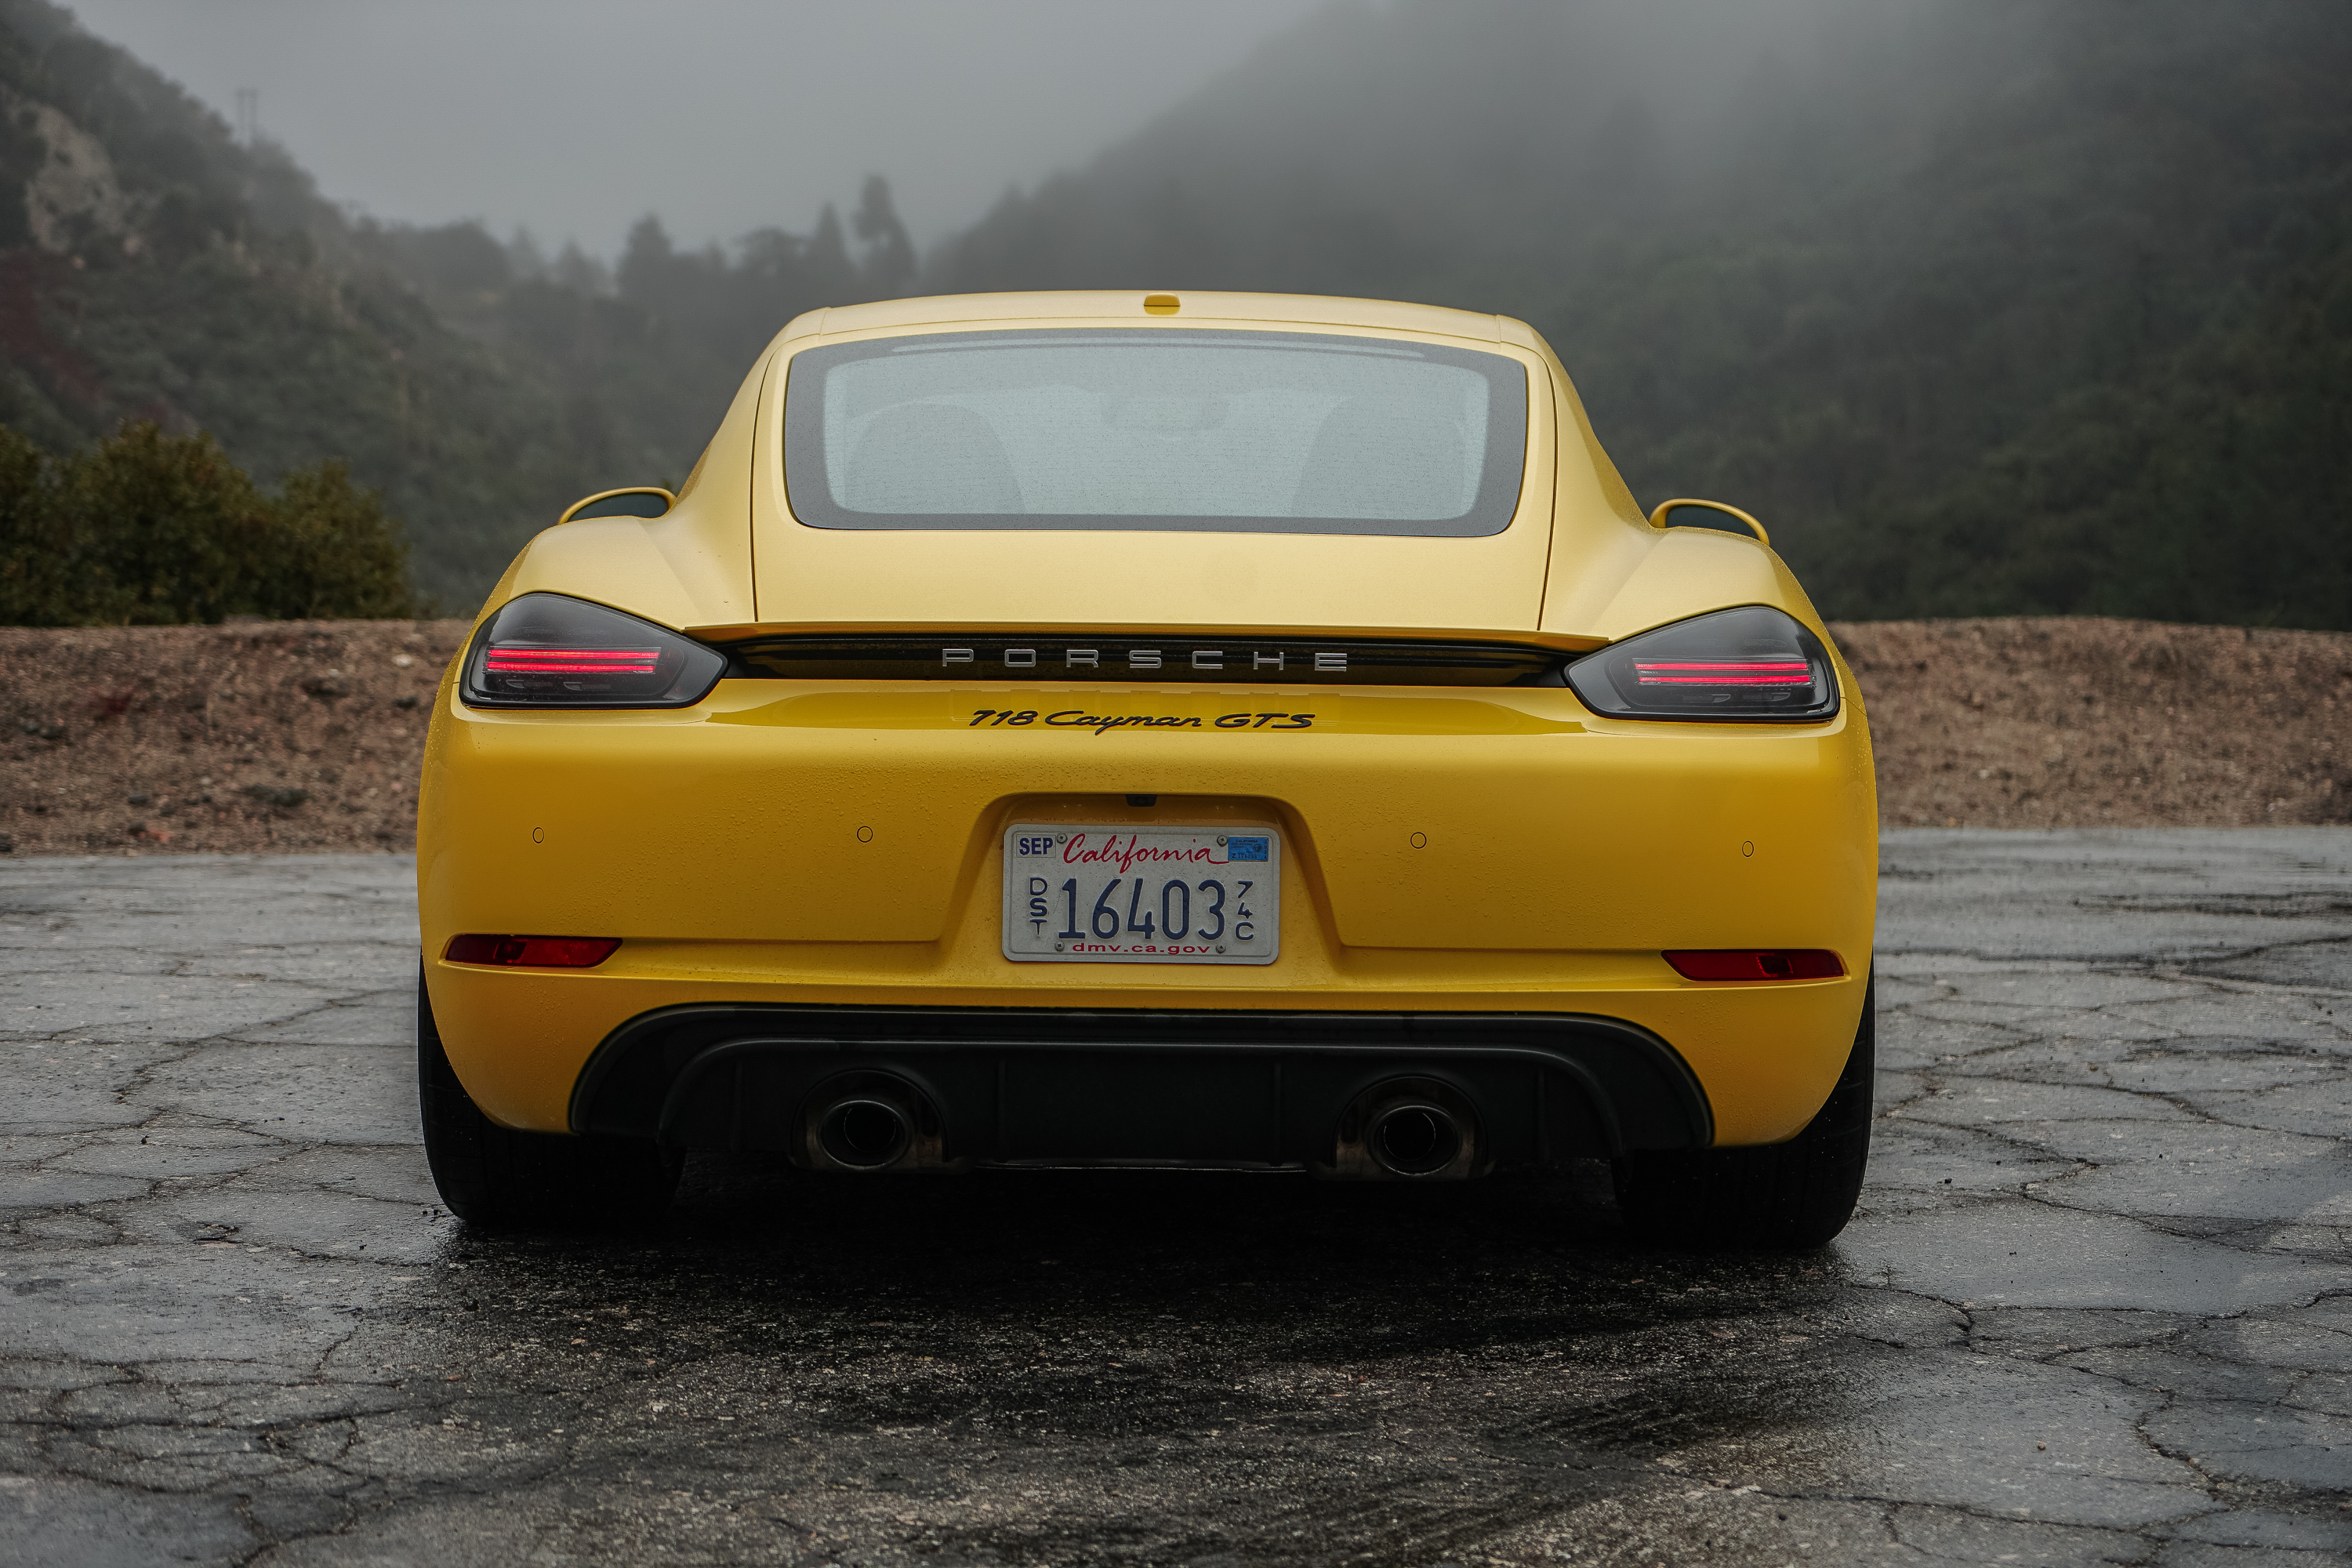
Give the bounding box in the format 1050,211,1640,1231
713,635,1566,687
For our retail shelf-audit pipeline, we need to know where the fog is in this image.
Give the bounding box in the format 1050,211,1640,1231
57,0,1900,264
59,0,1330,254
16,0,2342,627
920,0,1962,299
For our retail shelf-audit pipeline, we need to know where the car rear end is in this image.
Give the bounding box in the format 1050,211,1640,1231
418,292,1875,1204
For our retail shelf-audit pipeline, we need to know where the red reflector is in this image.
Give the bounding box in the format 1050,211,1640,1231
1664,949,1846,982
445,935,622,968
1633,660,1812,686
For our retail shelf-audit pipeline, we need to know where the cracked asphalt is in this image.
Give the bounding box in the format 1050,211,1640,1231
2,829,2349,1567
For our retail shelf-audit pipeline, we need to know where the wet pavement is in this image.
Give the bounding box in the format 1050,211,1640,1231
2,829,2349,1567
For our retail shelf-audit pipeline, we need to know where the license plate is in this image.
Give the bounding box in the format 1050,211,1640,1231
1003,824,1279,964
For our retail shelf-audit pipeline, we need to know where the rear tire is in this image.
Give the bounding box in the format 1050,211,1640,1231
417,967,681,1230
1613,972,1874,1250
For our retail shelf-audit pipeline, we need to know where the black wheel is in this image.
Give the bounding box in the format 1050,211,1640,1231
1613,972,1875,1250
417,967,681,1230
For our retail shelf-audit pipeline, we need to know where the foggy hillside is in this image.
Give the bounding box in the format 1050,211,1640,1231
931,0,1957,299
0,0,567,605
4,0,2347,626
0,0,909,608
931,0,2352,629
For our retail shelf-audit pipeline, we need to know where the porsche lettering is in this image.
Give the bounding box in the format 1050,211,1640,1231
937,645,1348,672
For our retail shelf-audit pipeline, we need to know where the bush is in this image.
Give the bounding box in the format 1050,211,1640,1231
0,423,419,624
260,459,420,622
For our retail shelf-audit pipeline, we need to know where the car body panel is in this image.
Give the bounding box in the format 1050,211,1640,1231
1559,525,1837,645
789,290,1530,344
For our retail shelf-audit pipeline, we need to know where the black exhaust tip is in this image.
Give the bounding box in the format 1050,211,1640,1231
1319,1076,1479,1181
1367,1101,1465,1177
817,1096,913,1171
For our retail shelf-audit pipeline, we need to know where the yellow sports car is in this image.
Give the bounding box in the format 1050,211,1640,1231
416,290,1876,1247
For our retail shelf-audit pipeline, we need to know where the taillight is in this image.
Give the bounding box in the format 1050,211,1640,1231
445,935,622,967
1567,607,1838,720
1665,949,1845,982
485,647,659,677
460,593,728,709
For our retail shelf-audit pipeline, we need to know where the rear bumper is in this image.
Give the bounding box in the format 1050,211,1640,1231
570,1003,1711,1174
419,675,1876,1147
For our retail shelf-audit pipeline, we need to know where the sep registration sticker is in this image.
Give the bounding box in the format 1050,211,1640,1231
1002,825,1279,964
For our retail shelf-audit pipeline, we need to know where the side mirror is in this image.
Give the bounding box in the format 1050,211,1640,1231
1648,498,1768,545
558,487,675,524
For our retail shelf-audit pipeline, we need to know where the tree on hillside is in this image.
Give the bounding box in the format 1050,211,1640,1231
615,215,679,307
809,203,854,285
853,175,917,296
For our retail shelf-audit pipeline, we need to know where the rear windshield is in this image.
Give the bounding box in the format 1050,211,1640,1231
782,328,1529,536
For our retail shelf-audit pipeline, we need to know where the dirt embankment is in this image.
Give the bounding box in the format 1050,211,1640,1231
0,616,2347,858
1,619,470,857
1837,619,2350,828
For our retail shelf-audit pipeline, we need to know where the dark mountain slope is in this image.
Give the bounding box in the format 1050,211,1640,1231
0,0,914,611
0,0,601,607
362,179,916,498
927,2,2021,307
929,0,2352,628
1560,0,2352,624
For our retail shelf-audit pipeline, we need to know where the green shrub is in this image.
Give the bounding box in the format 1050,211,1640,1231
0,423,419,625
0,426,73,623
56,422,274,625
261,459,419,622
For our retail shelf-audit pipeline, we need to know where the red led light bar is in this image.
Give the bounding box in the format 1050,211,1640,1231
485,646,659,675
445,934,622,968
1633,659,1812,686
1664,949,1846,982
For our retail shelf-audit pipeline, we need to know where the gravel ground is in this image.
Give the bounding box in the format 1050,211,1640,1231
0,617,2346,858
0,620,464,858
1839,619,2352,829
2,831,2349,1566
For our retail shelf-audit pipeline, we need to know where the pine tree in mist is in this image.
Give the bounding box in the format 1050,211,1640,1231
853,176,917,296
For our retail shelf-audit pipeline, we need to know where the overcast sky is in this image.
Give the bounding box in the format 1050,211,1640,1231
60,0,1334,257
